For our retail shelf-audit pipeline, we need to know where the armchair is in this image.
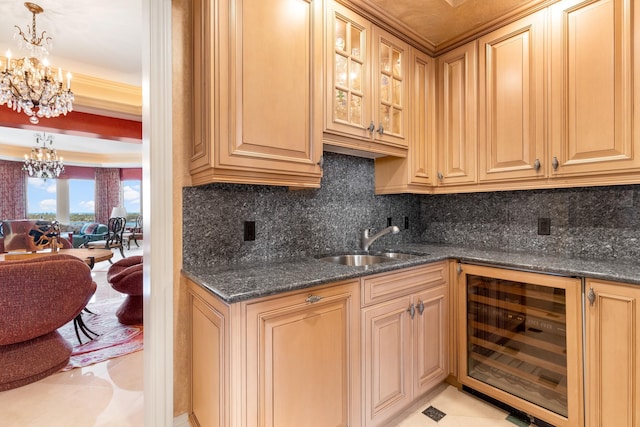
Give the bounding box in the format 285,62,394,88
72,222,108,248
107,256,143,325
84,217,126,260
0,254,97,391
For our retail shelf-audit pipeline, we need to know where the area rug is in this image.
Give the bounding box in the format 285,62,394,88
57,298,143,371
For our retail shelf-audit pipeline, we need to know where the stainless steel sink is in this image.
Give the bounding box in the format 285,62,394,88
371,251,421,260
317,250,423,266
318,254,392,266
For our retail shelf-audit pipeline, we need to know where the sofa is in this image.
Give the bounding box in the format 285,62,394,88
71,222,108,248
0,254,97,391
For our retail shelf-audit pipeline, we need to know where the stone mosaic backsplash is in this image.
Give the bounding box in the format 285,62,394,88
182,152,421,268
420,185,640,263
183,150,640,267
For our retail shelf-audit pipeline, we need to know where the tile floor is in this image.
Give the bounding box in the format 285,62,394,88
393,385,524,427
0,247,145,427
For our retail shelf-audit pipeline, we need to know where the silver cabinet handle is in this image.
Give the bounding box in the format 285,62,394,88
416,300,425,315
407,303,416,319
456,263,463,275
534,158,541,171
316,156,324,169
587,288,596,306
437,171,444,181
552,156,559,171
305,295,322,304
377,124,384,135
367,121,375,132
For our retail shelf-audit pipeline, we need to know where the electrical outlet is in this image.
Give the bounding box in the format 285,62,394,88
404,216,409,230
387,217,392,227
244,221,256,241
538,217,550,235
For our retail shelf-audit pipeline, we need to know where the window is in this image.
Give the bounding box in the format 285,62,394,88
122,179,141,220
26,178,57,220
26,178,96,223
69,179,96,222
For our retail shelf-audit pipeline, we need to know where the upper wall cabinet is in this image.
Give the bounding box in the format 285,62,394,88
478,9,546,183
324,1,409,157
189,0,324,188
375,48,436,194
549,0,640,178
436,41,478,186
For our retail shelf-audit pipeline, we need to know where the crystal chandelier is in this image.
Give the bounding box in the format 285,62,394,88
23,132,64,180
0,2,74,124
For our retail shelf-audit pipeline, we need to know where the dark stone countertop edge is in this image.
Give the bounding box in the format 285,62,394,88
182,243,640,304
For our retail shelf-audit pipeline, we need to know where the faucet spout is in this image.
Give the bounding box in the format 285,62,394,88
361,225,400,251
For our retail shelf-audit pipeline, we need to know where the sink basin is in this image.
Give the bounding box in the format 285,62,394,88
371,251,421,260
317,250,423,266
318,254,392,267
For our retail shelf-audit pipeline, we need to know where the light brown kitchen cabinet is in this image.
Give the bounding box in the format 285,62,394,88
361,263,449,426
374,48,436,194
549,0,640,179
187,277,361,427
436,41,478,186
190,0,323,188
478,9,546,183
245,280,361,427
324,1,408,157
188,278,229,427
585,278,640,427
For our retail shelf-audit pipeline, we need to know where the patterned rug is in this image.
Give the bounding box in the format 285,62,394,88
57,298,143,371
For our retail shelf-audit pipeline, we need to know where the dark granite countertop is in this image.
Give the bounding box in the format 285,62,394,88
182,243,640,303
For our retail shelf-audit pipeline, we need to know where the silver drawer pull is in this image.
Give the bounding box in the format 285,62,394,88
305,295,322,304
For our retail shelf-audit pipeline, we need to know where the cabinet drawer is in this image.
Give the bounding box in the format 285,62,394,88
362,262,447,307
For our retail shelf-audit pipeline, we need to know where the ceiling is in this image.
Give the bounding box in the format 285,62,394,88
0,0,547,166
0,0,142,167
352,0,548,52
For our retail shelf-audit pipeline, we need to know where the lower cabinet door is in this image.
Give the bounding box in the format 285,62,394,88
244,281,360,427
586,279,640,427
413,284,449,397
363,295,413,427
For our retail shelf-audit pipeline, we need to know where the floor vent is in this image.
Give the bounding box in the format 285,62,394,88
422,405,446,422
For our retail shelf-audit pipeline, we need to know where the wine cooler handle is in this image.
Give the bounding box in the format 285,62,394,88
587,288,596,306
407,303,416,319
416,300,425,315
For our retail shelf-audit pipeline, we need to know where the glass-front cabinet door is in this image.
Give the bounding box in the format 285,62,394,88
373,27,408,147
324,3,408,156
326,3,372,139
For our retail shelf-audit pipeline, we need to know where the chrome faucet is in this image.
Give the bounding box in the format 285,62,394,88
361,225,400,251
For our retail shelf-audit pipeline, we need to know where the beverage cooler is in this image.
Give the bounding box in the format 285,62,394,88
457,263,584,427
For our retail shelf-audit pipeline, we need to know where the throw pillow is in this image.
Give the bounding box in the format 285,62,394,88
81,222,99,235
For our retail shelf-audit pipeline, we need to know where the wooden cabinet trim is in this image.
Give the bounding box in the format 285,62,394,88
361,262,448,307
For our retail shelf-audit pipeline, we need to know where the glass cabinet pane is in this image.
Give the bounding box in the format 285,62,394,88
335,90,348,121
335,54,348,87
379,105,390,132
350,95,362,124
350,61,362,92
335,19,347,53
380,75,389,102
351,28,362,60
392,77,401,105
392,48,402,76
392,109,401,134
